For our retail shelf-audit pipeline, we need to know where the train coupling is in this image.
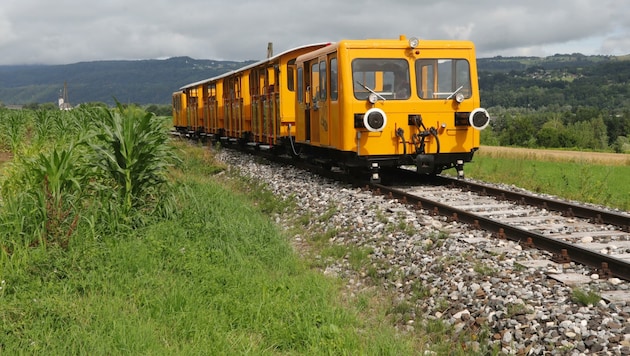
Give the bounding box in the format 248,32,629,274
415,154,435,175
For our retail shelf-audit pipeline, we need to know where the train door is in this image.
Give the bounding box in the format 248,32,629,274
200,84,208,134
265,65,279,144
309,60,320,145
302,63,311,142
317,56,330,146
187,90,198,131
207,83,217,134
250,68,263,141
233,77,243,137
329,55,339,148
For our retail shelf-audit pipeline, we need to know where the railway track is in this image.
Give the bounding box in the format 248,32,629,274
180,137,630,282
215,147,630,353
372,174,630,282
201,140,630,284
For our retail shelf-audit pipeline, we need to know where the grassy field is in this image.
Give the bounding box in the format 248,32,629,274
0,146,415,354
1,106,626,354
0,108,431,354
464,146,630,211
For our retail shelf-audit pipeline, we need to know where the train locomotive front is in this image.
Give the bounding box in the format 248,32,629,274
292,35,490,182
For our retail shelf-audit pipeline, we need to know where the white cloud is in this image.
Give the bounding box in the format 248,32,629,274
0,0,629,65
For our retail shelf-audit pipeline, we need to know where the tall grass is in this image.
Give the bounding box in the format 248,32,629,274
463,154,630,211
0,136,418,354
87,104,177,221
0,105,177,249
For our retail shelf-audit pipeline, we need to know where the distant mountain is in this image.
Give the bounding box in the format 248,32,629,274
0,57,254,106
477,53,626,72
1,54,628,107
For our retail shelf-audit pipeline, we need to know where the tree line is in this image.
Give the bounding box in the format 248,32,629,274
479,57,630,153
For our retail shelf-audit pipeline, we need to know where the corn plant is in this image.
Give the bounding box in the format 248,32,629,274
87,103,176,221
0,109,30,153
32,109,56,146
0,142,86,248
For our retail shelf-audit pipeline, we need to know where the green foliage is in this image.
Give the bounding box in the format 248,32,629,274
87,103,177,220
0,109,30,152
462,155,630,210
0,106,178,250
478,56,630,151
0,143,418,355
571,288,601,306
485,105,625,151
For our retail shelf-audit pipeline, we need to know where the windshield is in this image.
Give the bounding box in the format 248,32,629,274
415,59,471,100
352,59,410,100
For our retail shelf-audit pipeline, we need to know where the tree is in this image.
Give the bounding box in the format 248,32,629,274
537,118,566,148
500,115,537,147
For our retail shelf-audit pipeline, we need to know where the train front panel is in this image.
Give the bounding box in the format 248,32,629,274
296,36,489,177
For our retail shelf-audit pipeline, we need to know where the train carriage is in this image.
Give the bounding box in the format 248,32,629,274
234,43,330,147
174,35,489,182
172,90,187,133
176,78,211,137
293,35,489,181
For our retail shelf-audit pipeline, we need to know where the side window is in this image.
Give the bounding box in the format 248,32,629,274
311,62,319,100
297,67,303,103
319,60,326,100
287,59,295,92
330,58,338,101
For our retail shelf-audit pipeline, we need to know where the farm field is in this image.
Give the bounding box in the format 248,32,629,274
0,108,421,354
462,146,630,211
479,145,630,166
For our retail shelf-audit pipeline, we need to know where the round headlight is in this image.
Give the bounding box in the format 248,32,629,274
408,37,419,48
469,108,490,130
455,92,465,103
363,108,387,132
368,93,378,104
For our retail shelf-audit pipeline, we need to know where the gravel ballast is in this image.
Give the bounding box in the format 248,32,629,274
216,149,630,355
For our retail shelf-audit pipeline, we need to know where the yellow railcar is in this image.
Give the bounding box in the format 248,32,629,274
181,43,328,146
176,79,208,136
293,35,489,180
172,91,187,133
174,36,489,180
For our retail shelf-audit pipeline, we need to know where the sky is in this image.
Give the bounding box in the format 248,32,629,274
1,0,629,65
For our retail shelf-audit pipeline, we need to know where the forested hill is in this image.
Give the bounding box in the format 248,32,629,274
477,54,630,153
0,57,254,106
0,53,629,109
477,54,630,110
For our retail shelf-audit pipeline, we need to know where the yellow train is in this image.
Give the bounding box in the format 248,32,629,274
173,35,489,181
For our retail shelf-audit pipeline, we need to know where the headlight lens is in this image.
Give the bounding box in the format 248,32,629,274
469,108,490,130
363,108,387,132
409,37,419,48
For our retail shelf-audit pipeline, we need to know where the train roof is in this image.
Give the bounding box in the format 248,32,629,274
179,42,330,90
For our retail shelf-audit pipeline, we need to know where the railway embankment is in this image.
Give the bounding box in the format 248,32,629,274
217,148,630,355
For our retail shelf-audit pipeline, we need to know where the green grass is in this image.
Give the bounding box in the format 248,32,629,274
462,156,630,211
0,139,417,354
4,108,575,355
571,288,602,306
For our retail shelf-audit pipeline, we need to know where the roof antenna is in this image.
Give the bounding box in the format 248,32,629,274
267,42,273,58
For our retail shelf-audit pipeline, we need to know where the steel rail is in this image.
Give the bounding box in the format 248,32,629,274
373,183,630,281
433,175,630,230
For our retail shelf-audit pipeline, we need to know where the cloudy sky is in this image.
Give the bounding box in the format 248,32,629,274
1,0,629,65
